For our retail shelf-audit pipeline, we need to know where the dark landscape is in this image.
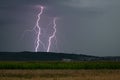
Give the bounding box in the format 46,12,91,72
0,52,120,61
0,52,120,70
0,52,120,80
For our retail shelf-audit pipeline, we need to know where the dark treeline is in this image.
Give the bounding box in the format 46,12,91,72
0,52,120,61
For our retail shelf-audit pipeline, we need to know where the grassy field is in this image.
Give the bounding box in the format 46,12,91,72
0,61,120,80
0,61,120,69
0,70,120,80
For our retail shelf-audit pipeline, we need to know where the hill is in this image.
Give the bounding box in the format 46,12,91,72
0,52,120,61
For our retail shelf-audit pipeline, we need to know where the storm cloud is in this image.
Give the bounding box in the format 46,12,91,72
0,0,120,56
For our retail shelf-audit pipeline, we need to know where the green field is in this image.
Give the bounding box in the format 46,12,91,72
0,61,120,69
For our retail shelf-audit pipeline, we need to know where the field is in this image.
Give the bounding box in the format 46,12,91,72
0,61,120,69
0,70,120,80
0,61,120,80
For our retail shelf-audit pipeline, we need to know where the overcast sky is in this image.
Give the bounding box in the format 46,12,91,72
0,0,120,56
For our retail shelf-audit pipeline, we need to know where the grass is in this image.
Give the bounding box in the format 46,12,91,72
0,70,120,80
0,61,120,80
0,61,120,69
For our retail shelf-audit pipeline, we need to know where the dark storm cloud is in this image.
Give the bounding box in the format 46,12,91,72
0,19,15,27
0,0,104,17
0,20,5,26
0,0,55,6
0,0,58,26
0,0,120,56
0,7,26,27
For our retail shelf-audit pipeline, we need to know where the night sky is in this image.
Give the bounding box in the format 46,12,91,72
0,0,120,56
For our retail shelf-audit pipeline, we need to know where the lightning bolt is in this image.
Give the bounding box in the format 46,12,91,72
21,6,58,52
35,6,45,52
47,18,57,52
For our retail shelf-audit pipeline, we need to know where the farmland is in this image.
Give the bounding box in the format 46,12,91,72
0,53,120,80
0,61,120,80
0,70,120,80
0,61,120,69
